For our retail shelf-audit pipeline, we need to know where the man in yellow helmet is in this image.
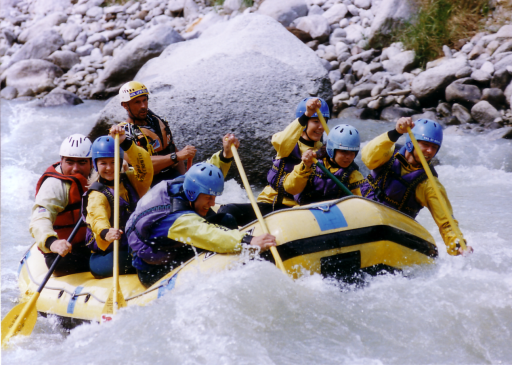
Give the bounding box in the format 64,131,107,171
118,81,197,186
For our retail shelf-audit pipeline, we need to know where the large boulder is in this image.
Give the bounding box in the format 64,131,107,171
1,59,63,95
471,101,501,125
93,14,331,183
382,50,416,74
445,81,481,106
34,87,83,107
411,57,467,104
369,0,415,47
46,50,79,72
91,25,184,98
17,12,67,43
29,0,72,15
380,106,416,121
294,15,331,41
257,0,308,27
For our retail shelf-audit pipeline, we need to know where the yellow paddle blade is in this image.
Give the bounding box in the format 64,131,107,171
1,295,39,347
101,287,127,321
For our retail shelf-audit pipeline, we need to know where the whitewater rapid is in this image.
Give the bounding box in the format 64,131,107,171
2,100,512,364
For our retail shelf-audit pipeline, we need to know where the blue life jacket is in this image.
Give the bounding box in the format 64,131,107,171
81,175,140,253
266,143,302,206
295,159,361,205
359,146,437,218
125,177,199,271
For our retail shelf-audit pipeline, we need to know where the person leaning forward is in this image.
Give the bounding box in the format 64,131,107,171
30,134,93,277
118,81,196,186
359,117,473,256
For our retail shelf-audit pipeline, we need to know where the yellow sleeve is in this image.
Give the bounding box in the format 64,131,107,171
283,161,313,195
30,177,70,253
361,132,396,170
125,141,153,199
349,170,365,196
272,119,305,159
168,213,246,253
206,150,231,177
85,191,112,251
416,178,463,256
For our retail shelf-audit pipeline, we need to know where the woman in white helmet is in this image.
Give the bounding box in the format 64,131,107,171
30,134,93,276
117,81,197,186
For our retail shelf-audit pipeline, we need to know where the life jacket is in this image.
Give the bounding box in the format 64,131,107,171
81,175,140,253
35,162,88,246
123,110,175,156
126,178,200,271
295,159,361,205
266,144,303,206
359,146,438,218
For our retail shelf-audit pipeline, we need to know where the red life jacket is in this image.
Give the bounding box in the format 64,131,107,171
35,162,88,245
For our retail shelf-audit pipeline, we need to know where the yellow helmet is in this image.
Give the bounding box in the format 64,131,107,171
119,81,149,103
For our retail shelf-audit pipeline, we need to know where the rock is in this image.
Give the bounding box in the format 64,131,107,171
485,126,512,140
494,41,512,55
364,62,384,75
380,106,416,121
329,28,347,45
60,23,83,44
46,50,80,72
382,50,416,74
308,5,324,16
337,106,363,119
442,45,452,59
93,14,331,183
344,23,365,43
445,82,481,105
1,85,17,100
412,111,439,123
482,88,506,109
480,61,494,75
2,59,63,95
18,12,67,44
168,0,185,12
369,0,414,47
351,60,368,79
35,87,83,107
494,54,512,74
339,62,351,74
288,27,313,43
495,25,512,41
347,4,359,16
471,69,491,84
436,102,451,117
29,0,72,16
92,25,184,98
322,4,348,24
354,0,371,9
402,94,420,109
471,101,501,125
505,82,512,108
76,44,94,57
257,0,308,27
451,103,474,124
294,15,331,41
455,66,472,79
349,83,375,98
329,70,341,84
86,6,103,19
445,116,460,125
411,57,467,104
87,33,108,44
371,84,385,97
332,79,346,94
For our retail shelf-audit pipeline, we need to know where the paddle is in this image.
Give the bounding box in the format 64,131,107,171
187,157,193,172
1,218,84,347
316,107,330,134
406,126,468,252
311,157,353,196
229,143,287,274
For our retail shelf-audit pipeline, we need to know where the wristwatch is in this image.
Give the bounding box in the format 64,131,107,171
170,152,178,164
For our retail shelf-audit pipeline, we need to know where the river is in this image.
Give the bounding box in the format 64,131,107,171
1,99,512,364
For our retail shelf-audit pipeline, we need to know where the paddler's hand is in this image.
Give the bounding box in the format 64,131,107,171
249,233,276,251
50,239,72,257
395,117,414,134
302,149,316,168
105,228,123,243
109,124,127,143
222,133,239,159
176,145,196,161
305,98,321,117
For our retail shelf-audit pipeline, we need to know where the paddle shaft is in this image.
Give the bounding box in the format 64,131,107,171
312,158,353,196
315,107,330,134
187,157,193,172
113,134,121,313
406,127,467,251
229,144,287,274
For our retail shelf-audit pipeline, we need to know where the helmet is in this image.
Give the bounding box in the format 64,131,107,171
326,124,360,158
119,81,149,103
295,97,330,119
91,136,124,171
405,119,443,155
183,163,224,202
60,134,92,158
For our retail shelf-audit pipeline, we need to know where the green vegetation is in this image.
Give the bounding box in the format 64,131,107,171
395,0,490,68
214,0,253,8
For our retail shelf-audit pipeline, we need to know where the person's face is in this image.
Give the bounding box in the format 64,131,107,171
303,118,324,142
122,95,148,121
414,141,439,162
334,150,357,168
193,193,216,217
61,157,92,178
96,157,117,181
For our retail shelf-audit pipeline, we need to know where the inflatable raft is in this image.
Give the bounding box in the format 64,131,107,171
17,196,438,325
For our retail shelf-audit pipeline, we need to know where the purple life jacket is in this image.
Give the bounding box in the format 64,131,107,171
266,143,302,206
295,159,361,205
81,175,140,253
125,178,198,271
359,146,437,218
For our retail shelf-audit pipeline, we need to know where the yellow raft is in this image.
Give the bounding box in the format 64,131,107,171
17,196,438,325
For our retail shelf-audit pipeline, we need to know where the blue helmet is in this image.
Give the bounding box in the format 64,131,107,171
91,136,124,171
326,124,360,158
183,163,224,202
295,97,330,119
405,119,443,155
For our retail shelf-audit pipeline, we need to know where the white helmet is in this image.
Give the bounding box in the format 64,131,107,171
60,134,92,158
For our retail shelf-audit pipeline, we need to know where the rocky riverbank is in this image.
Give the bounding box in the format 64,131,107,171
1,0,511,138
